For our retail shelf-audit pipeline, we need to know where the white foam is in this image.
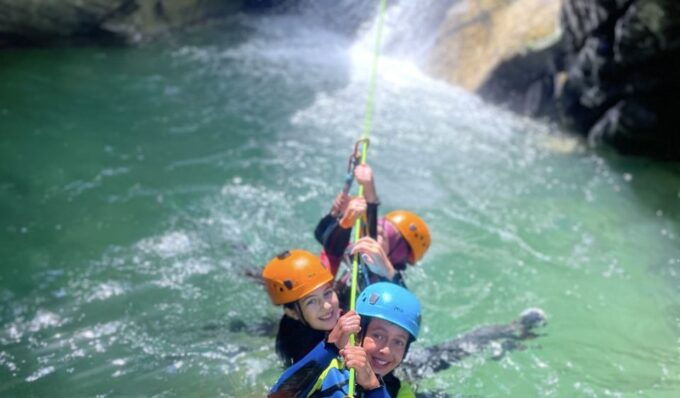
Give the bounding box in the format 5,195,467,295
137,230,198,259
86,281,126,302
75,321,121,341
28,310,63,333
0,351,17,372
25,366,55,382
153,258,214,290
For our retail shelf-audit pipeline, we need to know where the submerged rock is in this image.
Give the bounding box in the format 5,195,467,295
398,308,547,382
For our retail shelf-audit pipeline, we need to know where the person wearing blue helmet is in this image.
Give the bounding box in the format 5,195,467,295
268,282,420,398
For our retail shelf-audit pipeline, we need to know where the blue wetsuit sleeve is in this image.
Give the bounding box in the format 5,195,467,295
270,340,339,393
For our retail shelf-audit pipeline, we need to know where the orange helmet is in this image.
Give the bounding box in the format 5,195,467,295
384,210,431,264
262,250,333,305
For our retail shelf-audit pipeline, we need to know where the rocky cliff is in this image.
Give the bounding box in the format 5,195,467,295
427,0,562,92
431,0,679,159
556,0,679,159
0,0,245,46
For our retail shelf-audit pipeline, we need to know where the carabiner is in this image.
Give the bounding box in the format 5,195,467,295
342,138,370,195
352,138,370,165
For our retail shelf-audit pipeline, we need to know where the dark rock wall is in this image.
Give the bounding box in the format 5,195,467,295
560,0,680,158
0,0,245,46
0,0,127,45
477,41,565,119
480,0,680,160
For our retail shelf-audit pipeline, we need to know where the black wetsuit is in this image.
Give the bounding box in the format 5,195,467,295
314,202,407,310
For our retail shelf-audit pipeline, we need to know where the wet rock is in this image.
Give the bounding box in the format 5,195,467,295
415,392,451,398
477,40,564,119
558,0,680,158
398,308,547,382
588,98,660,150
428,0,562,91
228,317,278,337
477,0,680,159
0,0,125,45
0,0,245,46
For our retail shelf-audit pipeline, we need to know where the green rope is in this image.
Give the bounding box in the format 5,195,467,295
347,0,388,396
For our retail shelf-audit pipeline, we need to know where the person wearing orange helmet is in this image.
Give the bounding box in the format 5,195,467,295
314,163,431,289
262,249,342,367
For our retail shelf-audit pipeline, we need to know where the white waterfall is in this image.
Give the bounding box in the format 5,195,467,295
292,0,460,64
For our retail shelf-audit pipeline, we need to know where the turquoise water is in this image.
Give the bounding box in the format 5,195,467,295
1,13,680,397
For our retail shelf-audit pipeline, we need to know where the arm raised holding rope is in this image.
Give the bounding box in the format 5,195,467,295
329,192,351,219
315,162,380,276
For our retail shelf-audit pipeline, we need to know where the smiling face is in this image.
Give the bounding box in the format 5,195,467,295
285,283,340,331
362,318,410,376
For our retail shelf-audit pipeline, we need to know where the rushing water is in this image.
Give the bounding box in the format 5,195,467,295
1,7,680,398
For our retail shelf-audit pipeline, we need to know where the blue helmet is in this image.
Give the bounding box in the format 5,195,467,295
356,282,421,340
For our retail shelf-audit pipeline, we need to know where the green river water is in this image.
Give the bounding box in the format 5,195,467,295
1,12,680,398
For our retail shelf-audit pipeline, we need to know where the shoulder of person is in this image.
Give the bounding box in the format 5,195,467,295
396,380,416,398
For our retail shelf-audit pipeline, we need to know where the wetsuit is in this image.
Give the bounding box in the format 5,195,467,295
314,202,379,277
271,340,415,397
314,203,406,289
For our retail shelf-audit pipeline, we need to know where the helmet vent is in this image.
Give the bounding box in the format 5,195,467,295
276,250,291,260
369,293,380,305
283,280,294,290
